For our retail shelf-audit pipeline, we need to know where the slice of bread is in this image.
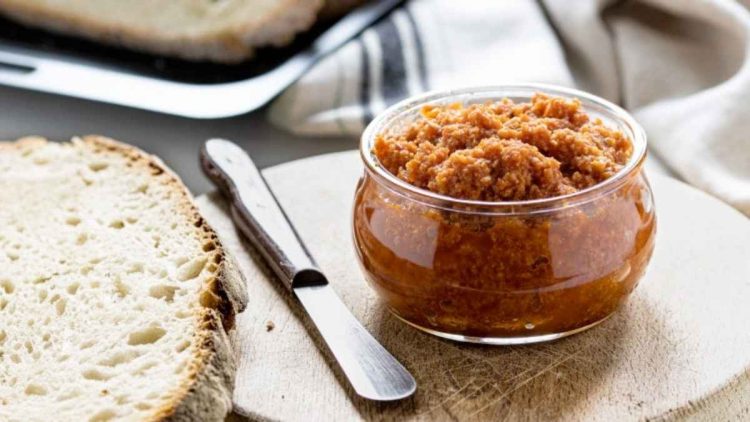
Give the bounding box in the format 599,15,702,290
0,0,325,63
0,136,248,421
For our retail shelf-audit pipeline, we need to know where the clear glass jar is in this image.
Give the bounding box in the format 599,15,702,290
352,85,656,345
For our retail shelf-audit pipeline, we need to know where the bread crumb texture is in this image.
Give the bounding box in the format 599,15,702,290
0,136,246,421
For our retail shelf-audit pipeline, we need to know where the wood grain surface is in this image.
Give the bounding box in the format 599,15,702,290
196,151,750,421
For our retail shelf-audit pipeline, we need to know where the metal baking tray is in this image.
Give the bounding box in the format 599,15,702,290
0,0,402,118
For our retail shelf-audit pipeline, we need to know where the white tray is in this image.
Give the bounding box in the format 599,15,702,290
0,1,401,118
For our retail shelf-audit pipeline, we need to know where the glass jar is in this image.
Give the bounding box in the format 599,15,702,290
352,85,656,345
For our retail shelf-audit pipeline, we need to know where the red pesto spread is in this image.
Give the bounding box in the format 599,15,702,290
373,93,632,201
353,93,656,338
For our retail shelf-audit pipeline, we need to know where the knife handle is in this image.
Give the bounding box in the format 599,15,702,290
200,139,327,290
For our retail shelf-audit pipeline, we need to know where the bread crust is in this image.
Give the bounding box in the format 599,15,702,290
0,135,249,421
0,0,324,63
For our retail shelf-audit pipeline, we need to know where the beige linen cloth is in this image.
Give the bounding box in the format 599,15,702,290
269,0,750,215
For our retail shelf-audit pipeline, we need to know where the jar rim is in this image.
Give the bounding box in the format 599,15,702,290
359,83,648,212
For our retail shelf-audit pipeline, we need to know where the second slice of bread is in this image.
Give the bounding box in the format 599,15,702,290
0,0,325,62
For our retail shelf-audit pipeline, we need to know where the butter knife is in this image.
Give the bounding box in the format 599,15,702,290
200,139,416,401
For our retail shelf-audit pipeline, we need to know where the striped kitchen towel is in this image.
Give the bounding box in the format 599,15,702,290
268,0,750,215
269,0,574,136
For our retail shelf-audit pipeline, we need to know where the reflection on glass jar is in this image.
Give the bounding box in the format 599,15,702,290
352,85,657,345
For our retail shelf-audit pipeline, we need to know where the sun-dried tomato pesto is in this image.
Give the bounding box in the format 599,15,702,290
373,94,632,201
354,91,656,341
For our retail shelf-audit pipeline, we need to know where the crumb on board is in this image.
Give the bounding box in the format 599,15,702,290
265,320,275,332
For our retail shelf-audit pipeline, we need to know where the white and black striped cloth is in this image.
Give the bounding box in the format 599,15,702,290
269,0,750,215
269,0,572,136
357,7,428,124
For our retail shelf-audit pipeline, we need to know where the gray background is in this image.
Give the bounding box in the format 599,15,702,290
0,85,358,194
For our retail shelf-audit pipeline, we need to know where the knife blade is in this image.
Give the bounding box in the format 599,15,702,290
200,138,416,401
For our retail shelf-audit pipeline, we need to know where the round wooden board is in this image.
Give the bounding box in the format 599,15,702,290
196,151,750,422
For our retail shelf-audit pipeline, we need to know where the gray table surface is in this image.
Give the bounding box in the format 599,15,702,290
0,85,358,195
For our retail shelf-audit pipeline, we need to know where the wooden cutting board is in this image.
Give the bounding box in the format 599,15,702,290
196,151,750,421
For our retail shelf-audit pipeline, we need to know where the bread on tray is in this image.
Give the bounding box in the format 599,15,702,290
0,136,248,421
0,0,367,63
